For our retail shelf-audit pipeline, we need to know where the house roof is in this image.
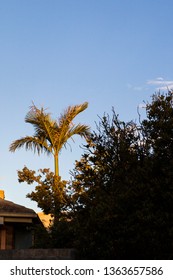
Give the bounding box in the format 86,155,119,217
0,198,37,218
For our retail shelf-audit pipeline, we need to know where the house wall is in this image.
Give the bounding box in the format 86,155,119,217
6,226,14,249
0,226,13,250
14,226,33,249
0,228,6,249
0,224,33,250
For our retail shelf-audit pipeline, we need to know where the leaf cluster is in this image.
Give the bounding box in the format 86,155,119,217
18,167,68,216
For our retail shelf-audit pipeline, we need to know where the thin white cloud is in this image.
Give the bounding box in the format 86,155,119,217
128,77,173,92
154,77,164,81
127,83,145,91
147,77,173,90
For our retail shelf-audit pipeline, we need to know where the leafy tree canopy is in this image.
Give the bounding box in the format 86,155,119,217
70,91,173,259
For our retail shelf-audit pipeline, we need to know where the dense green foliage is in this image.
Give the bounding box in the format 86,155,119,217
69,91,173,259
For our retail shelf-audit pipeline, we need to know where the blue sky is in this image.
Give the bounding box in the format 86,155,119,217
1,0,173,211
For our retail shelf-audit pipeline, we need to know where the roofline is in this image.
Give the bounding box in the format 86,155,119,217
0,213,37,218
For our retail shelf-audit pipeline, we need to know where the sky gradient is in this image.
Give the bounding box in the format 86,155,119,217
1,0,173,211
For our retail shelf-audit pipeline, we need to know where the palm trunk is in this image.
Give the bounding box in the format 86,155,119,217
54,153,59,177
53,153,61,223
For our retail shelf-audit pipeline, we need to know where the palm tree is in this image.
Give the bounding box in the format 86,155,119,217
9,102,90,177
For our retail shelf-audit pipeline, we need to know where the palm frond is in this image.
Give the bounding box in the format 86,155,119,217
56,124,90,153
25,105,59,147
9,136,52,155
58,102,88,129
67,123,91,139
55,102,89,151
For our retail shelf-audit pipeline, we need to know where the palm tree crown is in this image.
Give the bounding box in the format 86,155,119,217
9,102,90,177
